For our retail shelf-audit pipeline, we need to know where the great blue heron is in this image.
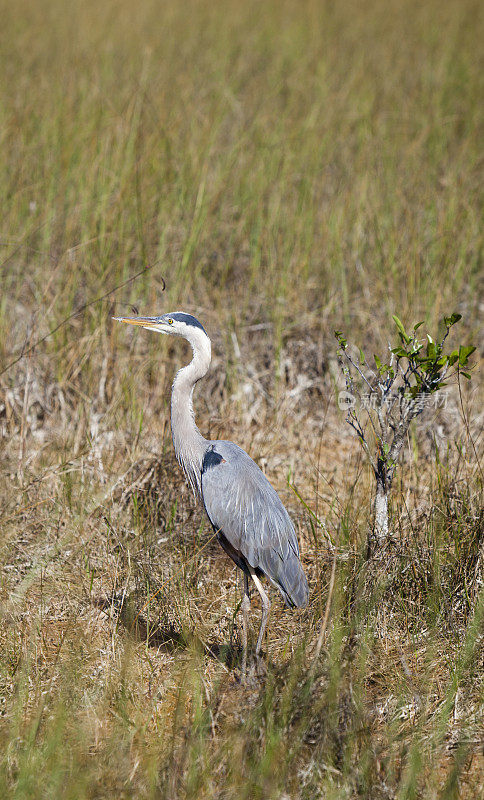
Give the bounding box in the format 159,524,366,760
114,311,309,675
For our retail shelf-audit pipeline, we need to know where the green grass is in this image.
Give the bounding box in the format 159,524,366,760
0,0,483,797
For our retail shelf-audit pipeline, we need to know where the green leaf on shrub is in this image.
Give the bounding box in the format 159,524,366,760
334,330,347,349
393,315,411,343
391,347,407,358
426,335,436,359
458,345,476,366
444,313,462,327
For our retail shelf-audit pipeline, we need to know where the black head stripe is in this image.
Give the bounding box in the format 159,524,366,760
202,448,225,472
170,313,207,334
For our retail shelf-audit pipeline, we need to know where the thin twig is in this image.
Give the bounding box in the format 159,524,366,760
0,265,163,377
457,370,484,481
311,550,337,670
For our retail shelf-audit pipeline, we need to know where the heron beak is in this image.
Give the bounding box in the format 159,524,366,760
112,316,159,327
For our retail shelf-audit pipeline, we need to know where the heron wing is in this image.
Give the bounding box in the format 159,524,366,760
201,441,308,607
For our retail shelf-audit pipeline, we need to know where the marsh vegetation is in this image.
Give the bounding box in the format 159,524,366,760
0,1,482,797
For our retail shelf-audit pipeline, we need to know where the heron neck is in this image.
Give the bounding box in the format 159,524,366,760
170,335,211,496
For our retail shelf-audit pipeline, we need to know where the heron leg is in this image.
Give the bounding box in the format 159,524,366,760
240,572,251,680
249,568,270,656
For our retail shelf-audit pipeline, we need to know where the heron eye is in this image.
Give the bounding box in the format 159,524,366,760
168,318,174,325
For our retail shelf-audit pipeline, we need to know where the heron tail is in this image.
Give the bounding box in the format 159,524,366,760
275,552,309,609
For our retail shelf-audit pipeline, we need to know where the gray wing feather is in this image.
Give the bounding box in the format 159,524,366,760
201,441,309,607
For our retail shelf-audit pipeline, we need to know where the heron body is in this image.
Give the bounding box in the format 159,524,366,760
201,441,308,608
114,311,309,673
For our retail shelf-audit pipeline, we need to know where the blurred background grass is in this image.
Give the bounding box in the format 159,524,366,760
0,0,483,798
2,0,482,342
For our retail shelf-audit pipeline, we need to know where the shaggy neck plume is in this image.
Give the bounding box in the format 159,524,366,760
170,332,211,496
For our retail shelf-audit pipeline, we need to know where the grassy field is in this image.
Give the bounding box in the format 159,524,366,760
1,0,483,797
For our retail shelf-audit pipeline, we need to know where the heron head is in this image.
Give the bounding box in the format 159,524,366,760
113,311,207,339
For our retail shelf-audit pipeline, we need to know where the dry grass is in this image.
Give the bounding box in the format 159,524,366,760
0,0,483,797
